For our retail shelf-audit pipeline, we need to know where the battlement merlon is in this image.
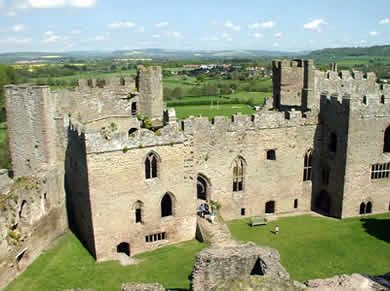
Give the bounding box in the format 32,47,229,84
4,85,58,177
77,76,136,91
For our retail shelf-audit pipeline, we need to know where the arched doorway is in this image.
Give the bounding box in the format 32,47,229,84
316,191,330,213
161,193,174,217
197,175,209,201
265,201,275,214
366,201,372,214
359,202,366,215
117,242,130,256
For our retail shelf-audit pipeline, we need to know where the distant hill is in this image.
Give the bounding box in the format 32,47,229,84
307,45,390,58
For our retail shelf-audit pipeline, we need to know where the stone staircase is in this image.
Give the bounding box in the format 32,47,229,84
196,215,238,247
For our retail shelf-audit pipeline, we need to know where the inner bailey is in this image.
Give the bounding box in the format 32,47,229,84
1,60,389,268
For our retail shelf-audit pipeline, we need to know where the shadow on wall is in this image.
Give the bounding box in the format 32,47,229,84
360,217,390,243
64,124,96,258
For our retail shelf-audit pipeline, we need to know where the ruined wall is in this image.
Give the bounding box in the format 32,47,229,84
182,111,317,220
83,123,195,260
5,86,57,177
341,97,390,217
0,168,67,289
272,59,315,111
191,243,290,291
136,66,164,125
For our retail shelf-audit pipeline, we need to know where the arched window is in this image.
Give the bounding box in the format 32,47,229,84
384,126,390,153
265,200,275,214
197,175,209,200
366,201,372,214
359,202,366,214
329,132,337,153
133,200,144,223
161,193,174,217
145,152,159,179
303,149,313,181
232,156,245,192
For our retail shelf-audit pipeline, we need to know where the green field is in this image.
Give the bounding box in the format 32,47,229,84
228,213,390,281
173,103,255,119
5,234,206,291
6,214,390,291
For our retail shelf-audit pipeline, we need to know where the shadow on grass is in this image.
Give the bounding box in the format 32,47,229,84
360,217,390,243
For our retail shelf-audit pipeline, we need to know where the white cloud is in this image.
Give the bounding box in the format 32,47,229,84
155,22,168,28
108,21,136,29
26,0,96,8
0,37,32,44
250,32,263,38
70,29,81,34
274,32,283,38
273,42,279,47
379,18,390,25
248,20,275,29
165,31,183,38
369,31,380,36
303,19,327,32
224,20,240,31
222,32,232,42
137,26,145,33
43,30,68,43
200,36,219,41
152,34,161,38
12,24,26,32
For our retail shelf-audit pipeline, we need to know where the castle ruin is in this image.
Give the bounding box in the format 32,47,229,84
1,60,389,286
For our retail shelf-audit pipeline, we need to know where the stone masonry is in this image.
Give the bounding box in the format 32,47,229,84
1,60,389,270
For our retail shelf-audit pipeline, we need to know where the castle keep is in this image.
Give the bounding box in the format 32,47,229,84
2,60,390,271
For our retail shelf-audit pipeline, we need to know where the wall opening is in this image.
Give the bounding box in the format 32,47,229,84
294,199,298,209
197,175,208,200
359,202,366,214
384,126,390,153
328,132,337,153
232,156,245,192
265,200,275,214
241,208,246,216
128,128,138,136
116,242,130,256
131,102,137,115
303,149,312,181
266,149,276,160
250,258,265,275
145,152,159,179
161,193,173,217
366,201,372,214
316,191,330,214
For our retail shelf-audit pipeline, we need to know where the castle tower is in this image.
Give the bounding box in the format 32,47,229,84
136,65,164,126
4,85,57,177
272,59,315,111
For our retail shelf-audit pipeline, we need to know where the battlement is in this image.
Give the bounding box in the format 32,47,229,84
272,59,314,69
77,76,135,91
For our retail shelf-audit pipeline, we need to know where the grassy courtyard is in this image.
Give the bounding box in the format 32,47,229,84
229,213,390,281
5,213,390,290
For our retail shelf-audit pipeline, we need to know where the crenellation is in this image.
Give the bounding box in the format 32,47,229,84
2,58,389,272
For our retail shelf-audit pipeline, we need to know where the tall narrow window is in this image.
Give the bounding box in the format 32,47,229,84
366,201,372,214
232,157,245,192
384,126,390,153
133,200,144,223
197,175,209,200
294,199,298,209
131,102,137,116
145,152,159,179
359,202,366,215
303,150,313,181
329,132,337,153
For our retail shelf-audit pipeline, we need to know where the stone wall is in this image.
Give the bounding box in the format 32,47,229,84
4,86,57,177
0,168,67,289
190,243,290,291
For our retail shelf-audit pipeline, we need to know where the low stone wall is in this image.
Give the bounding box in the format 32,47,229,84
190,242,289,291
121,283,165,291
0,168,67,289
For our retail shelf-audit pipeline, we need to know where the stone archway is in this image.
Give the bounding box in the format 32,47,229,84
117,242,130,256
197,175,210,201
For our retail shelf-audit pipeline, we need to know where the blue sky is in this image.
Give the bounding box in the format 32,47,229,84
0,0,389,52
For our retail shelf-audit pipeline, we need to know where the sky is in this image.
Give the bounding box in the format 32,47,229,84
0,0,389,53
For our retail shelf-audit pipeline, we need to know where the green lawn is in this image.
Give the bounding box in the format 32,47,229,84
228,213,390,282
173,103,255,119
5,234,206,291
5,214,390,290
